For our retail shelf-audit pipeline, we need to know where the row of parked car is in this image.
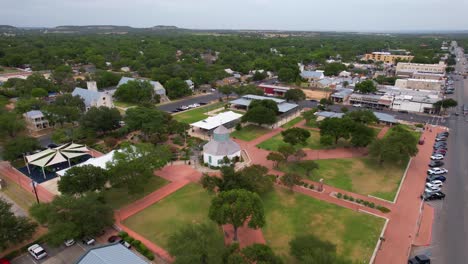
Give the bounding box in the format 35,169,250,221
423,131,450,201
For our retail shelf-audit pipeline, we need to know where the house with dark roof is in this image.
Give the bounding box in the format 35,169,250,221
75,243,149,264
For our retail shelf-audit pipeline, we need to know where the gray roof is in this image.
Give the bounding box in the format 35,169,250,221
25,110,44,119
214,125,230,135
300,71,324,79
203,139,241,156
316,111,397,124
72,88,102,107
230,94,297,113
118,77,165,91
75,243,148,264
331,88,354,99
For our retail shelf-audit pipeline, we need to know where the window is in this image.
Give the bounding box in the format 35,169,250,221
208,156,212,164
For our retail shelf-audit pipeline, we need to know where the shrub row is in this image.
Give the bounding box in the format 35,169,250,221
335,193,390,213
118,231,155,260
299,181,315,190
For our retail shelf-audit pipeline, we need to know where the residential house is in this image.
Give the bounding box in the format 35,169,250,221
117,77,166,96
300,70,324,81
185,80,195,90
23,110,50,131
75,243,149,264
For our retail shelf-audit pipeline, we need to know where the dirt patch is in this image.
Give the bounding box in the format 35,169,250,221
302,89,332,100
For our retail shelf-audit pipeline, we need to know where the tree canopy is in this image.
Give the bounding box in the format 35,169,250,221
80,106,122,134
58,165,109,195
114,80,159,104
281,128,311,146
242,106,277,126
29,193,114,246
0,199,37,250
369,125,418,165
284,88,306,102
165,77,192,99
209,189,265,241
3,136,39,161
354,80,377,94
345,110,378,124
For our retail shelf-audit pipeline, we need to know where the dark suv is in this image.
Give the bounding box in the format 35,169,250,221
408,254,430,264
429,161,444,167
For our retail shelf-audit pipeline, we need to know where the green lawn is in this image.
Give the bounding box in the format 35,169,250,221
0,175,37,211
231,125,270,141
279,157,407,201
262,188,384,263
173,102,226,123
114,100,136,108
122,183,218,248
281,117,303,129
257,130,347,151
103,176,169,209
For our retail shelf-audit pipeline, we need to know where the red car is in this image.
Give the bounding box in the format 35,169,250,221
0,258,11,264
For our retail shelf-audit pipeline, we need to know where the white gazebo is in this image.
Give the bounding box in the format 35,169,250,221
25,143,90,179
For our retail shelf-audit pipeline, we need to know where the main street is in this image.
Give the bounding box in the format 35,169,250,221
414,44,468,263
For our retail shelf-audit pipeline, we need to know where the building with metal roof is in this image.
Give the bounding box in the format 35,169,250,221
203,125,241,167
72,88,114,111
75,243,149,264
191,111,243,131
316,111,397,124
230,94,298,114
23,110,50,132
118,77,166,96
300,70,324,80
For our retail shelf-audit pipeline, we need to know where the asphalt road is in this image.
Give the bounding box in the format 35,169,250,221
414,44,468,263
157,91,221,112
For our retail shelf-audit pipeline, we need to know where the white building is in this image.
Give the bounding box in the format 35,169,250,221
396,61,446,77
203,125,241,167
72,82,114,111
23,110,50,131
395,78,444,91
191,111,243,133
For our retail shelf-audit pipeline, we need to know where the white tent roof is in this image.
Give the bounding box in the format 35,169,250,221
25,143,90,168
191,111,242,130
56,150,116,176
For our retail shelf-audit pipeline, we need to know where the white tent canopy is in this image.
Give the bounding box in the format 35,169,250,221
25,143,90,179
191,111,242,130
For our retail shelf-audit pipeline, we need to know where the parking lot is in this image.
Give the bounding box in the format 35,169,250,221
11,243,89,264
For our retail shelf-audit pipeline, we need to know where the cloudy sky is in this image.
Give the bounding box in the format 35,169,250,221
2,0,467,31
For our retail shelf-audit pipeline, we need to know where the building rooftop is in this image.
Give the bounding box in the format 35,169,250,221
57,150,116,176
230,94,298,113
118,77,165,91
72,87,103,108
75,243,149,264
24,110,44,119
300,71,324,79
316,111,398,124
191,111,243,130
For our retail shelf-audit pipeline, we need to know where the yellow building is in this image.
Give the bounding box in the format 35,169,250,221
364,52,414,64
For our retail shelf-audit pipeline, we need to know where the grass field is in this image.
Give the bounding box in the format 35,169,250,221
0,175,37,211
173,102,226,123
281,117,303,129
103,176,169,209
231,125,270,141
122,183,218,248
279,157,407,201
262,188,384,263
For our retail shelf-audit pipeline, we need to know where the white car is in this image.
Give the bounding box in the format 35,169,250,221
427,167,448,175
64,239,75,247
353,104,362,107
425,186,441,192
28,244,47,260
426,181,443,189
430,154,444,160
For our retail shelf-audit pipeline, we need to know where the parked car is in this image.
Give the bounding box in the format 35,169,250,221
28,244,47,260
64,239,75,247
437,132,449,137
353,104,362,108
435,137,447,142
433,142,447,147
82,237,96,245
108,235,121,243
426,181,443,188
430,154,444,160
428,168,448,175
425,186,441,193
432,149,447,155
426,175,446,182
0,259,11,264
421,192,446,201
429,161,444,167
408,254,431,264
119,240,131,249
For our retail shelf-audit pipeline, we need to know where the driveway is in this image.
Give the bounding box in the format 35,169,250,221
12,243,87,264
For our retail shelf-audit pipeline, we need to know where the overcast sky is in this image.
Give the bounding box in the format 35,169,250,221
2,0,467,32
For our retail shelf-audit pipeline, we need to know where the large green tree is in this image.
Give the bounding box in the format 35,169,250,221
107,143,171,193
124,106,177,142
209,189,265,241
280,173,302,190
354,80,377,94
80,106,122,134
114,80,158,104
242,106,276,126
29,193,114,246
167,223,225,264
284,89,306,102
3,136,39,161
369,126,418,165
165,77,192,99
433,98,457,114
345,110,378,124
0,199,37,250
0,111,25,138
281,128,311,146
318,117,354,145
58,165,109,195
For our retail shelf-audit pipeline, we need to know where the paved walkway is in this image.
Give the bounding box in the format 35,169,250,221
373,127,442,264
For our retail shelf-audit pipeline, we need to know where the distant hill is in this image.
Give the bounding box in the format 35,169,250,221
45,25,185,34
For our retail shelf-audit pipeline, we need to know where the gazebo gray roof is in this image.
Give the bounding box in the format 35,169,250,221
203,125,240,156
